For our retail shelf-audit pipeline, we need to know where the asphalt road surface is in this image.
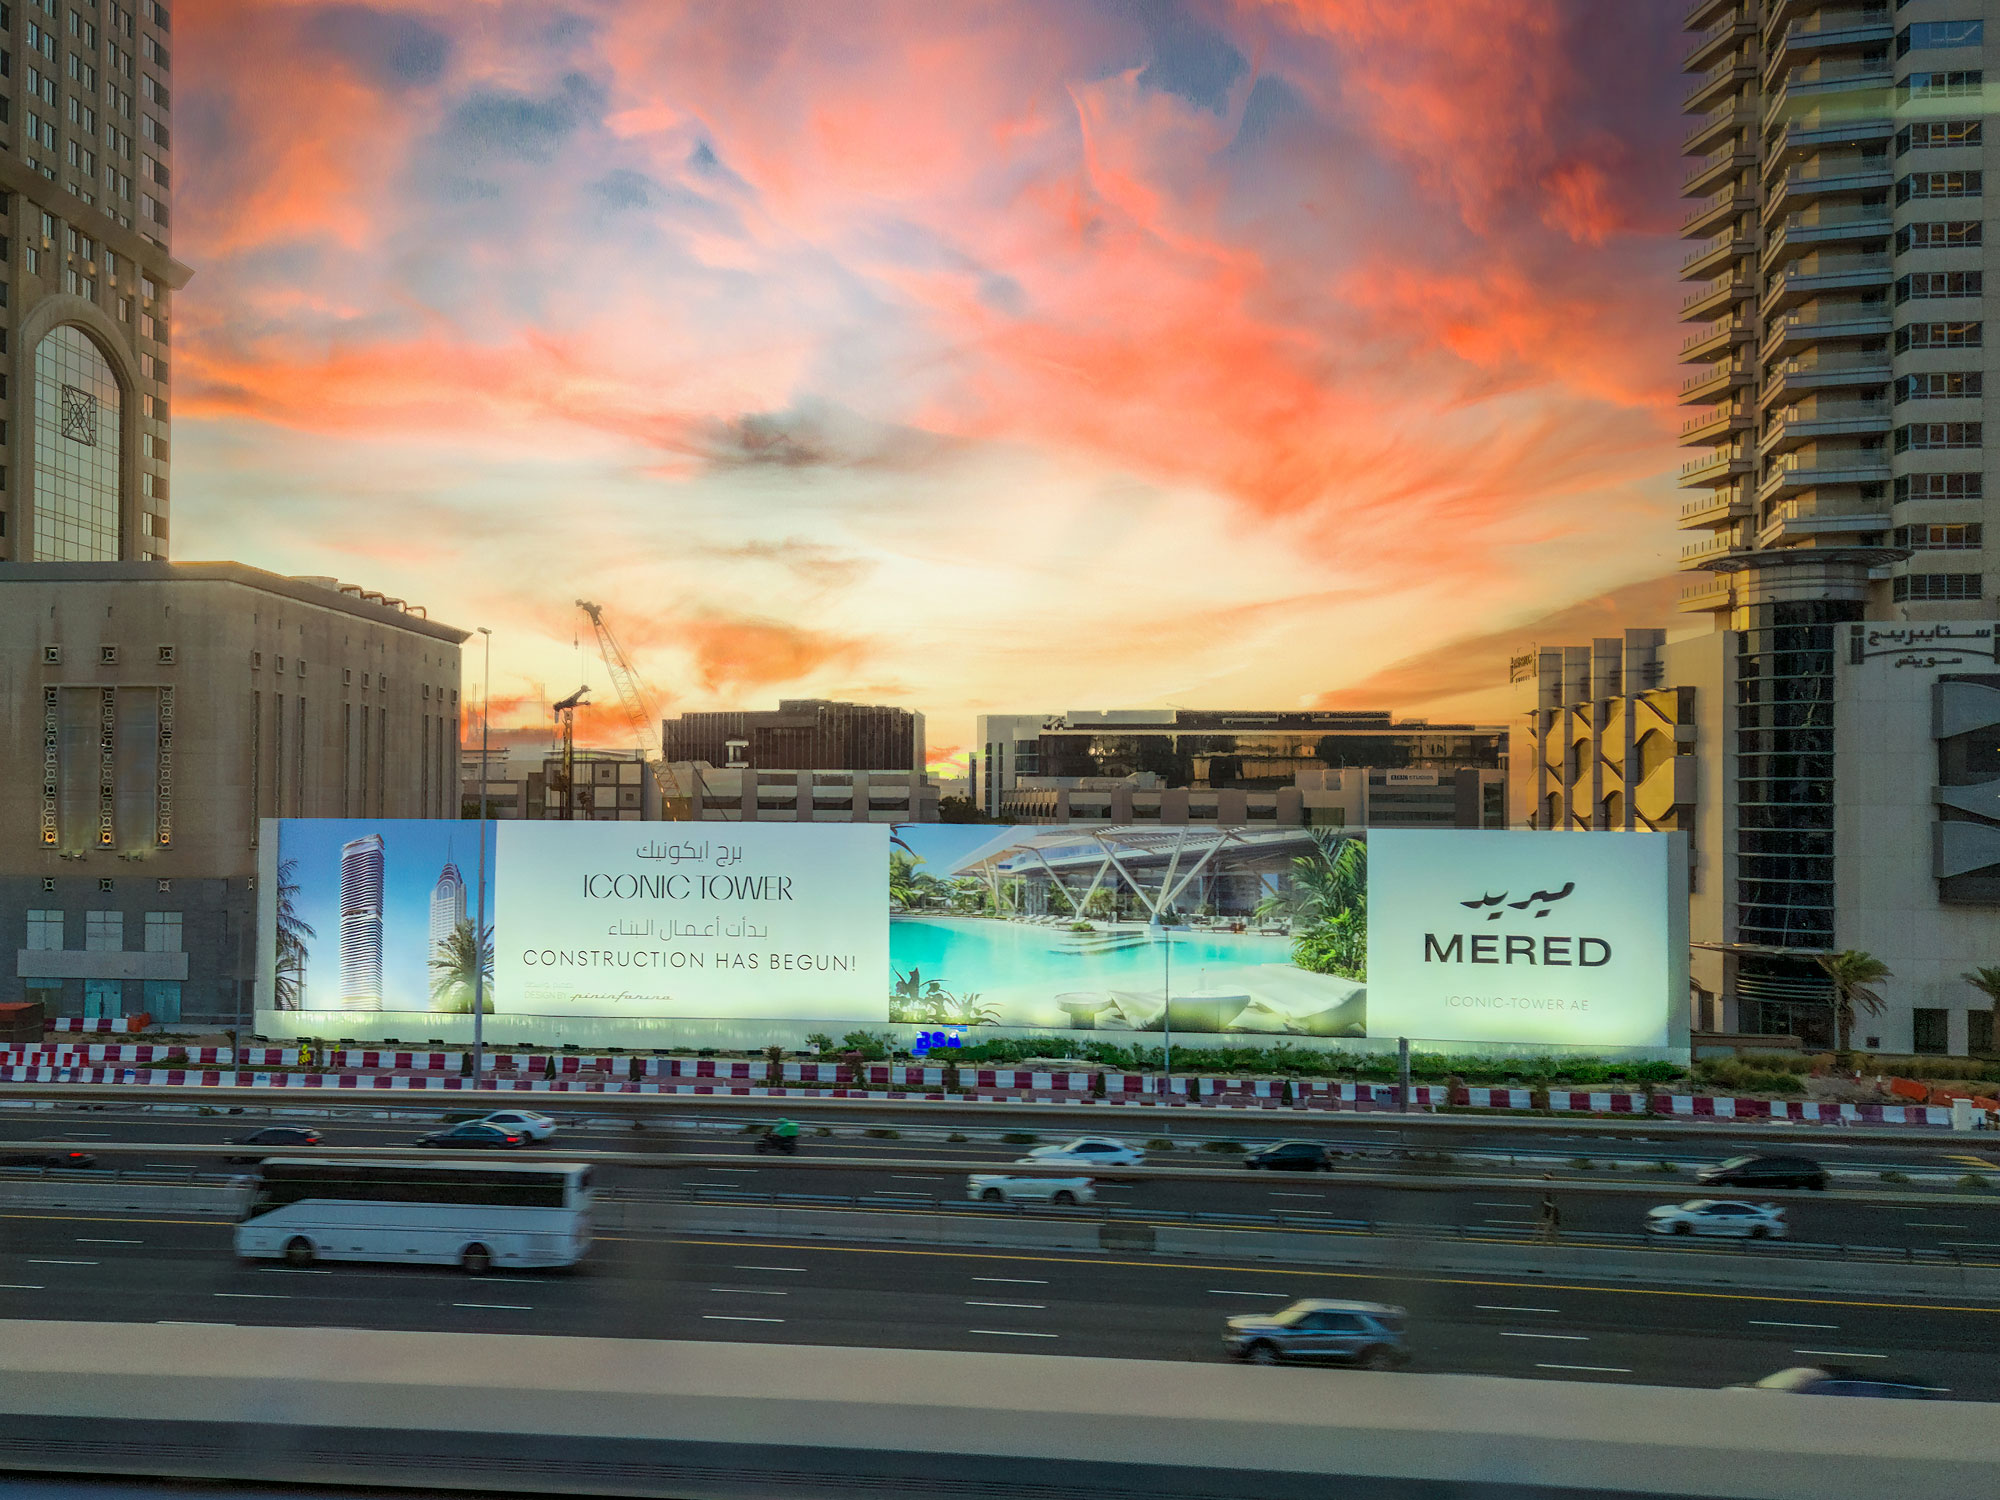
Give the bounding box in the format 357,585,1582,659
0,1200,1991,1399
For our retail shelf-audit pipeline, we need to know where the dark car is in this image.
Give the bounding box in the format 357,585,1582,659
416,1122,525,1150
224,1127,322,1164
1243,1140,1335,1172
0,1150,98,1170
1696,1154,1828,1191
1731,1366,1944,1398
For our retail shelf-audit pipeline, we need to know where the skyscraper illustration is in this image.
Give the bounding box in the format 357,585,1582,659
430,860,467,965
338,833,385,1012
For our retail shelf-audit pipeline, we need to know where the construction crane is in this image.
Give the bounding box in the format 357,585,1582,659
551,685,590,820
576,600,695,819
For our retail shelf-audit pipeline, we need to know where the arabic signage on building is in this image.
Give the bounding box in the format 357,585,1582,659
1846,621,1999,670
1366,830,1688,1048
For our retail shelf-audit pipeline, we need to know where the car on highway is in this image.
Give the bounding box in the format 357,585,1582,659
475,1109,557,1142
0,1150,98,1170
1018,1137,1143,1170
1730,1366,1945,1398
415,1122,527,1151
1242,1140,1336,1172
1696,1153,1828,1191
224,1127,323,1164
1646,1199,1786,1238
1222,1299,1408,1368
967,1174,1096,1206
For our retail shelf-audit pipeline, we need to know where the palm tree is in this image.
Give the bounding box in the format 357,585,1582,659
274,858,315,1011
1255,833,1366,928
429,918,494,1014
1963,967,2000,1050
1816,949,1892,1055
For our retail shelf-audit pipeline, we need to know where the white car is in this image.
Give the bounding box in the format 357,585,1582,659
1020,1136,1145,1171
968,1174,1096,1207
1647,1199,1786,1239
476,1109,558,1142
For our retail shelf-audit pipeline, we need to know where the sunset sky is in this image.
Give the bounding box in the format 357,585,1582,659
172,0,1691,773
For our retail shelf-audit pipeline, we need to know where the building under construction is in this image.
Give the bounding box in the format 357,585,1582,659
663,700,925,773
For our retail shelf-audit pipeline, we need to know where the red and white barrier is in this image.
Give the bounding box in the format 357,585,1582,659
46,1018,150,1034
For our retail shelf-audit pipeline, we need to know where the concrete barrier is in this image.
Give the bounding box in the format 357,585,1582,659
0,1176,246,1215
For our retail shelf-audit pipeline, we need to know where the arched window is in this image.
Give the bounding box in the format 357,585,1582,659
1635,729,1672,783
32,325,123,560
1601,789,1624,829
1544,791,1564,828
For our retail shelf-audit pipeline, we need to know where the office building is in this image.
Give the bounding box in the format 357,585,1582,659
337,833,383,1013
428,858,465,961
662,700,924,773
1,0,189,566
0,562,467,1025
970,709,1507,829
674,764,940,823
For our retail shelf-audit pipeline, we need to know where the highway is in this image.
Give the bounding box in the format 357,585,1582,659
6,1102,1998,1253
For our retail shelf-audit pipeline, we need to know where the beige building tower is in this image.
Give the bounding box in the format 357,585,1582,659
0,0,188,564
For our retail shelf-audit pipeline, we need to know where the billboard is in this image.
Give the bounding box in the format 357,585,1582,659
258,818,1684,1053
1367,830,1688,1048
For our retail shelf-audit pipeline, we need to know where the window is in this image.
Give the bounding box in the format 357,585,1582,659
1911,1007,1951,1054
25,910,63,950
1895,371,1982,401
24,20,52,57
1897,170,1982,202
1899,21,1984,56
1896,271,1982,301
66,96,94,133
1897,120,1982,151
1896,320,1982,350
1894,523,1983,549
141,193,167,227
142,910,181,952
83,910,124,952
140,32,166,67
66,52,95,90
26,64,53,101
1900,70,1982,101
139,73,165,107
1898,220,1982,251
141,153,166,187
1896,471,1981,502
144,0,169,30
139,111,165,148
1893,572,1983,601
1972,1008,1995,1055
1894,422,1982,450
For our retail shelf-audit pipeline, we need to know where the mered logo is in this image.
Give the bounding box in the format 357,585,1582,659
1424,881,1610,967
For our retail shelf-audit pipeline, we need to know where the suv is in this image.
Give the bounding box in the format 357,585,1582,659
1223,1299,1407,1368
1696,1154,1828,1191
1242,1140,1336,1172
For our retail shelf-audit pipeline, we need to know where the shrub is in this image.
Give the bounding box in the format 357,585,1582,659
813,1126,833,1137
1001,1132,1038,1145
1880,1170,1911,1184
946,1132,968,1143
1569,1157,1597,1171
1650,1160,1679,1173
1958,1173,1990,1190
804,1032,836,1055
1145,1138,1176,1151
864,1127,900,1139
1200,1139,1245,1154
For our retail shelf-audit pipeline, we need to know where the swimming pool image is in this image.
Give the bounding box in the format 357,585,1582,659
888,916,1366,1036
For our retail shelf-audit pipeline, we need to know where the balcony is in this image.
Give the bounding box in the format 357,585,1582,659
1687,51,1759,112
1680,532,1751,570
1756,456,1890,502
1760,255,1891,315
1761,66,1892,129
1680,488,1754,529
1684,315,1757,362
1681,402,1755,446
1680,447,1756,488
1683,183,1753,239
1766,114,1893,164
1687,0,1740,29
1760,211,1891,270
1687,10,1757,71
1681,359,1756,404
1684,100,1759,155
1758,498,1892,547
1763,11,1892,88
1760,310,1890,359
1682,271,1753,322
1760,355,1892,406
1679,575,1736,612
1758,404,1891,456
1763,159,1893,219
1685,140,1758,196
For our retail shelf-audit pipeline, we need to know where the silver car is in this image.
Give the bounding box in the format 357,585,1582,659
1222,1298,1409,1368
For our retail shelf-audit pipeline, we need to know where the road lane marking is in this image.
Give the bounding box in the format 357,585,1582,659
27,1259,97,1265
1476,1202,1528,1208
966,1300,1045,1309
452,1303,532,1311
1907,1223,1967,1230
736,1265,809,1273
703,1314,783,1323
1478,1305,1559,1314
76,1238,142,1245
1750,1320,1836,1329
709,1288,788,1296
1941,1241,2000,1249
1269,1193,1321,1200
973,1277,1046,1284
969,1329,1058,1338
157,1321,232,1326
891,1175,939,1181
1502,1332,1588,1341
1537,1363,1630,1374
0,1284,45,1290
1482,1218,1535,1225
214,1292,289,1300
1794,1349,1886,1359
1207,1289,1286,1297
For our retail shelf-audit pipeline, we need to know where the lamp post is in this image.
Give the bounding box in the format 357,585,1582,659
472,627,491,1086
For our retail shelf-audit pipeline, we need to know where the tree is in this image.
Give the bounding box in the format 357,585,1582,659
1963,967,2000,1047
1816,949,1892,1055
273,858,315,1011
1256,835,1368,981
430,918,495,1014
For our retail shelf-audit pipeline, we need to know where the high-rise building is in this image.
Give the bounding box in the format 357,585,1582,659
662,700,924,773
429,859,465,963
1,0,189,565
338,833,384,1013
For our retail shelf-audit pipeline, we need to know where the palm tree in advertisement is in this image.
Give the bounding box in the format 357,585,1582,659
429,918,495,1014
274,858,316,1011
1255,833,1367,980
1816,949,1892,1057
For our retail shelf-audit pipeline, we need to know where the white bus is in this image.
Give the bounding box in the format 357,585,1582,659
234,1158,594,1274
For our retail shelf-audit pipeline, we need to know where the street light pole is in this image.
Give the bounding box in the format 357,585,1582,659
472,627,491,1087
